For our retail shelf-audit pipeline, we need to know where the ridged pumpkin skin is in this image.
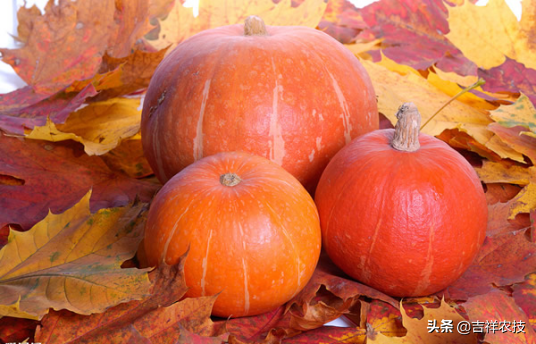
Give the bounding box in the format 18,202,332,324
141,19,378,192
144,151,321,317
314,129,488,297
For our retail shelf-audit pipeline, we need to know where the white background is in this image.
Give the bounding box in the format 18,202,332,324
0,0,523,328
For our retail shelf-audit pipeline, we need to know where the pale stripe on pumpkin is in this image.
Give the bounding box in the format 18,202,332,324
415,221,436,295
242,257,250,315
194,80,211,160
201,228,214,297
327,70,352,144
269,58,285,166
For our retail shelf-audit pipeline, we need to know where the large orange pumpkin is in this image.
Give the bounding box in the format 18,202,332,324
144,151,321,317
141,16,378,192
314,103,488,297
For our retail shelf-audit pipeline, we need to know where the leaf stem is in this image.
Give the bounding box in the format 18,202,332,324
420,78,485,130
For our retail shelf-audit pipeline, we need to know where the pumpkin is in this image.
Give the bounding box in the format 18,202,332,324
141,15,378,192
144,151,321,317
314,103,488,297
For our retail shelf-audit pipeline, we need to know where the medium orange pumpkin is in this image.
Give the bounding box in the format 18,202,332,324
144,151,321,317
141,15,378,192
314,103,488,297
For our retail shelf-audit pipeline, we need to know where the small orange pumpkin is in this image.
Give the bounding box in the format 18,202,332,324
315,103,488,297
144,151,321,317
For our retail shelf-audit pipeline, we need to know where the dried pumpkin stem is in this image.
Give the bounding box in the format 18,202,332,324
244,15,267,36
391,102,421,152
220,173,242,187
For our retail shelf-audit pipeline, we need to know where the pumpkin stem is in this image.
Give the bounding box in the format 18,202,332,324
244,15,267,36
220,173,242,187
391,102,421,152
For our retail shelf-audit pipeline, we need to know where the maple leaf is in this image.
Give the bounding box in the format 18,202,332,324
227,306,295,344
100,136,154,178
426,71,497,111
361,55,535,164
513,273,536,332
63,66,124,94
443,196,535,300
284,253,399,332
360,57,492,142
485,201,531,237
485,183,524,205
149,0,328,51
0,0,116,95
364,300,406,338
177,324,229,344
478,58,536,110
446,0,536,71
105,0,152,59
462,290,536,343
445,0,536,105
148,0,176,20
14,4,42,45
0,317,39,344
35,254,227,343
25,98,142,156
476,161,536,219
489,94,536,138
281,325,366,343
489,124,536,165
227,254,399,343
91,48,170,101
0,133,160,231
0,85,98,135
0,192,151,320
0,0,157,95
367,299,477,343
354,0,476,74
317,0,367,44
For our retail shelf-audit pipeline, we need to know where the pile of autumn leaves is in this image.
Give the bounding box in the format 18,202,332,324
0,0,535,343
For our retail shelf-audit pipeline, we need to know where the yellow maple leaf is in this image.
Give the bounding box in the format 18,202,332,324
150,0,328,51
361,56,533,163
361,58,492,142
489,94,536,137
446,0,536,70
367,298,477,343
0,192,151,320
426,73,496,111
476,161,536,219
25,98,142,156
